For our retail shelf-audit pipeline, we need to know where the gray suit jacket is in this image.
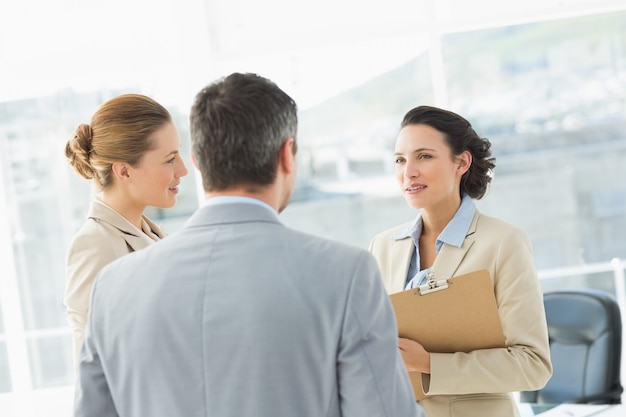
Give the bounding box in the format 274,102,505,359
74,202,424,417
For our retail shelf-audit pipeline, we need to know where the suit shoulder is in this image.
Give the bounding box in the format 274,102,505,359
69,218,124,253
369,221,413,245
475,212,530,241
73,217,123,239
476,212,522,231
286,228,373,261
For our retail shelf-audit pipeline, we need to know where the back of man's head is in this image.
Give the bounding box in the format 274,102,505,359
190,72,298,192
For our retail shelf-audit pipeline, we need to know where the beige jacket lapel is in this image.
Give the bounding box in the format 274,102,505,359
388,237,414,293
432,211,479,279
89,200,165,252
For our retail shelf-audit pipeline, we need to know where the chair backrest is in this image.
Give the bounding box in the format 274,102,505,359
520,288,623,404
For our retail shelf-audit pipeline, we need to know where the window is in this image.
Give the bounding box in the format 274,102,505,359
1,0,626,412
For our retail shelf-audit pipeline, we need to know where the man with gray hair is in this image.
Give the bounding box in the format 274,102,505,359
74,72,423,417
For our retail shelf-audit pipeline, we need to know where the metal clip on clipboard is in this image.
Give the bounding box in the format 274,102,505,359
418,271,449,295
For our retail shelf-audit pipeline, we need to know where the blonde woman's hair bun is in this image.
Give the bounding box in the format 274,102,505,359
65,123,96,180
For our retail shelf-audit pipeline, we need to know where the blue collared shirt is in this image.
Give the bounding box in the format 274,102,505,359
394,194,476,289
201,195,279,219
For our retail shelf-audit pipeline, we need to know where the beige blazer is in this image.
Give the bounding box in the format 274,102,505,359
64,199,165,367
369,210,552,417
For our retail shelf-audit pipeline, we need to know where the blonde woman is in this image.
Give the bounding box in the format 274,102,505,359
64,94,188,368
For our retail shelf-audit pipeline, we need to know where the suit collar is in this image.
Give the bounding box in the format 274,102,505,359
201,195,278,216
88,199,165,250
184,202,283,229
388,198,478,290
387,210,481,291
388,236,414,293
432,210,479,279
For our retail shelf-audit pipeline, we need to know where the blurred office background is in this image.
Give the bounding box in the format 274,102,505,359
2,0,626,414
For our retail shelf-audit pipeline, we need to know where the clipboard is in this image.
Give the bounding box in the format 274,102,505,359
389,269,506,400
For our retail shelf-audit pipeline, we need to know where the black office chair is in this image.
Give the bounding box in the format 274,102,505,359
520,288,623,404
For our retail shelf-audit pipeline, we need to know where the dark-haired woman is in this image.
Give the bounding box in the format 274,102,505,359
369,105,552,417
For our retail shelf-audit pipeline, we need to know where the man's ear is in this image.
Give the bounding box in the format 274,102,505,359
111,162,132,183
190,152,200,171
279,137,296,174
456,151,472,175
